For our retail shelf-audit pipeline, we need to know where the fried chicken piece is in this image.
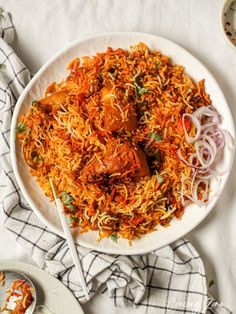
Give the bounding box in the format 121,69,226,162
36,91,68,114
40,91,68,106
81,139,150,183
101,87,137,132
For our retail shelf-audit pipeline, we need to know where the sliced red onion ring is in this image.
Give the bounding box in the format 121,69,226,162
195,140,216,168
191,179,210,207
193,106,221,122
178,105,234,208
177,149,201,169
203,126,218,136
199,134,217,154
182,113,201,143
218,129,234,152
189,153,199,167
180,176,192,206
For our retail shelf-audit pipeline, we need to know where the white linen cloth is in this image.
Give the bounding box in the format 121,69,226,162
0,4,233,313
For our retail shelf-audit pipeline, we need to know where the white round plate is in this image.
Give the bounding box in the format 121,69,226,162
0,260,84,314
10,32,235,255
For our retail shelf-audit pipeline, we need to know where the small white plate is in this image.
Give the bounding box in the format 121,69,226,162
10,32,235,255
0,260,84,314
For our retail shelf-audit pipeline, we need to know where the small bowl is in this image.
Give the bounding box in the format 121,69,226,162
220,0,236,50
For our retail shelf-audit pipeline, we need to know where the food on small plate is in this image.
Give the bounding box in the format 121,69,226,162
16,43,233,242
0,272,34,314
0,271,5,287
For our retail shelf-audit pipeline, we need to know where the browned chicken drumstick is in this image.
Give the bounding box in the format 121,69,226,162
81,139,150,183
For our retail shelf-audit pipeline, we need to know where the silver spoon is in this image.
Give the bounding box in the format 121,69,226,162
0,270,36,313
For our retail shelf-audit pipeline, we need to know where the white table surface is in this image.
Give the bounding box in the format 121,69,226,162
0,0,235,313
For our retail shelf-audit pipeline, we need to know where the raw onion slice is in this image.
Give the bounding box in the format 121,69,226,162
191,178,210,207
182,113,201,143
177,149,200,169
178,104,234,208
194,140,216,168
193,106,220,122
219,129,234,152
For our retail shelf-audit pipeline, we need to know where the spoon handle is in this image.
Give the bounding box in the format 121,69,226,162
49,178,89,301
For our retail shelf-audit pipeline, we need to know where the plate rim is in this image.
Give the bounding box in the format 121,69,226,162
10,31,236,255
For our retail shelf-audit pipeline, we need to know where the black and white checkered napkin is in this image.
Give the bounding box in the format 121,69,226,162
0,10,231,314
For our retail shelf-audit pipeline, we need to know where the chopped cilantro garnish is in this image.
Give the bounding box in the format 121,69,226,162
61,191,75,211
36,155,43,163
134,80,149,97
0,63,6,70
156,175,163,184
66,216,80,225
110,234,119,243
31,151,43,164
15,122,27,135
66,216,75,225
155,61,162,70
31,100,39,112
149,132,162,141
139,87,149,95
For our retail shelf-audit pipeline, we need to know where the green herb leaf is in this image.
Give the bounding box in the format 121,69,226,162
134,80,149,97
61,191,75,211
15,122,27,135
156,175,163,184
66,215,81,225
31,100,39,112
67,203,75,210
0,63,6,70
31,151,43,164
66,216,75,225
149,132,162,141
208,279,215,288
155,61,162,70
138,87,149,95
61,191,74,204
110,234,119,243
37,156,43,163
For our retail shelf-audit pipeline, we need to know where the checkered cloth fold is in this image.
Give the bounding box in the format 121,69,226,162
0,10,231,314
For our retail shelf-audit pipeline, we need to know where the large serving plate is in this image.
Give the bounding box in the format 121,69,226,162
10,32,235,255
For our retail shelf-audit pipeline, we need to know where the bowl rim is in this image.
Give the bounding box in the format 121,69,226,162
220,0,236,51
